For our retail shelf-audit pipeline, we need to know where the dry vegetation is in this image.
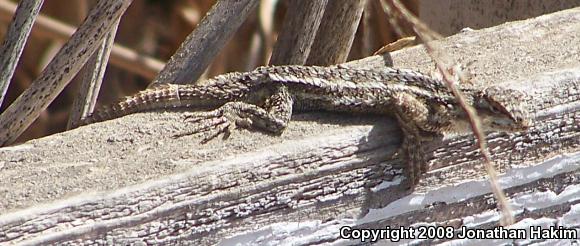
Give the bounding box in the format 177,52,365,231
0,0,578,244
0,0,414,144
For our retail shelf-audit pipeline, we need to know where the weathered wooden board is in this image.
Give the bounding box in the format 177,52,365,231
0,7,579,246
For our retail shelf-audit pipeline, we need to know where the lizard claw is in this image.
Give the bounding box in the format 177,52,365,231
183,110,222,123
197,117,233,143
174,110,234,143
175,101,286,143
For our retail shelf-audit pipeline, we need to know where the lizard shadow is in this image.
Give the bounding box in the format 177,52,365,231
171,109,421,220
290,112,418,218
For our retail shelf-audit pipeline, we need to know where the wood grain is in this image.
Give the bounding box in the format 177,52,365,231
0,6,579,245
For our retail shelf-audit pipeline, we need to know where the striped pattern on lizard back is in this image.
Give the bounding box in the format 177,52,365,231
79,65,458,126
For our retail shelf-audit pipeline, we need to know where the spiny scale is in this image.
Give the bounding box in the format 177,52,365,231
77,65,531,187
79,65,453,126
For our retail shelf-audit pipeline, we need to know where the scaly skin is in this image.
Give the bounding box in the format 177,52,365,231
79,65,532,186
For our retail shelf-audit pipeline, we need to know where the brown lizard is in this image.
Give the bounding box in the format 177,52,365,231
77,65,532,186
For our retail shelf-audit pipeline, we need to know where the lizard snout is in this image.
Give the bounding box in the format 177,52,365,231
476,86,532,132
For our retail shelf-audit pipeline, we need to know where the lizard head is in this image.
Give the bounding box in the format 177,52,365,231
474,86,532,132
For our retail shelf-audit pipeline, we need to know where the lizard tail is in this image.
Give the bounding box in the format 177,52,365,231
73,70,266,128
75,84,184,127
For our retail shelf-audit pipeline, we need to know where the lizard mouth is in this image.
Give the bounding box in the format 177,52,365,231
479,102,532,132
488,116,531,131
487,98,532,131
476,86,532,132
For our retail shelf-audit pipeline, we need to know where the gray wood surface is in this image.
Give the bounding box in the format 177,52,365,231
0,0,133,146
306,0,367,65
269,0,328,65
0,7,579,245
151,0,259,86
0,0,43,108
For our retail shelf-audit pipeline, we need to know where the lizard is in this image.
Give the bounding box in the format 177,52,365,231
77,65,532,186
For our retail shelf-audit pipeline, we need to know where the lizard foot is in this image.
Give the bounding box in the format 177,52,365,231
175,101,289,143
176,102,265,143
173,112,235,143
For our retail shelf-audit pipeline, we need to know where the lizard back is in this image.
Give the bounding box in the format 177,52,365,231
78,65,459,126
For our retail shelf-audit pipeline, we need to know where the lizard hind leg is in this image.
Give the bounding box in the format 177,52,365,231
179,86,294,143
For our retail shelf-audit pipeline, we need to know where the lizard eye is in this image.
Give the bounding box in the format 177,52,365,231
487,104,500,114
477,86,531,130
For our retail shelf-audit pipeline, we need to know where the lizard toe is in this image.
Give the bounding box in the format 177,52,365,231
183,110,222,123
199,119,232,143
174,115,230,141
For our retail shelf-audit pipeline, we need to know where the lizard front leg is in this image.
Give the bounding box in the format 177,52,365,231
397,120,427,187
392,92,432,187
179,85,294,143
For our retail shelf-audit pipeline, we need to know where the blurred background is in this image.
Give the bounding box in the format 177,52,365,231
1,0,578,143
